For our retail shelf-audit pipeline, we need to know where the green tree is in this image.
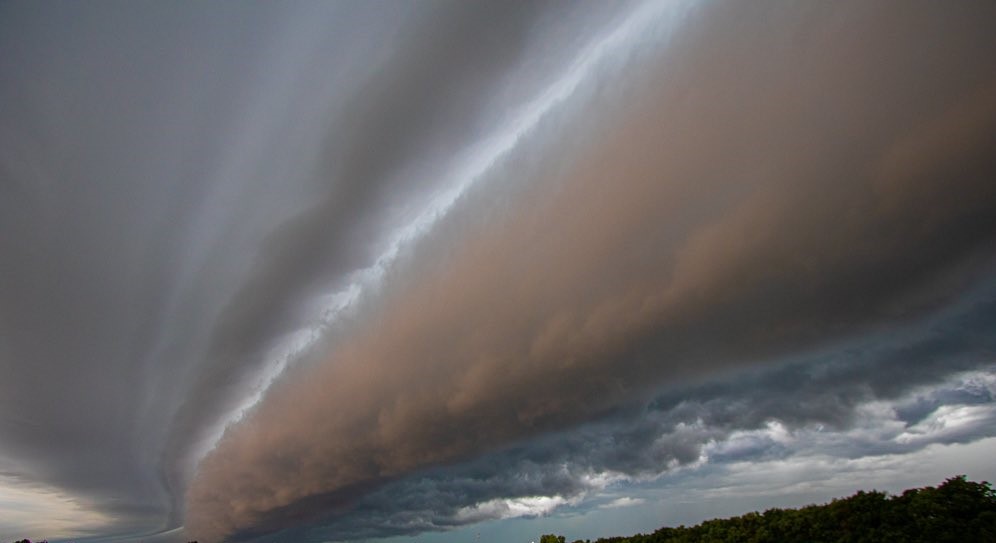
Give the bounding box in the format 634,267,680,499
578,476,996,543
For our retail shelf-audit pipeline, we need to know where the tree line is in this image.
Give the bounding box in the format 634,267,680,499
541,476,996,543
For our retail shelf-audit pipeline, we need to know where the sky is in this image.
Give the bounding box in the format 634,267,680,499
1,1,996,542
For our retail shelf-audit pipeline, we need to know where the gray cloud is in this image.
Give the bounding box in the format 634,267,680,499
0,0,428,537
0,3,304,535
241,282,996,542
159,0,590,511
185,1,996,540
0,0,649,538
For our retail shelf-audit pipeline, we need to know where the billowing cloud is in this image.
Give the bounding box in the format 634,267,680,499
1,1,995,542
184,1,996,541
226,338,996,542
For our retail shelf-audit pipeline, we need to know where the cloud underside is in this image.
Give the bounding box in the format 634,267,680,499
246,357,996,542
185,2,996,541
204,273,996,542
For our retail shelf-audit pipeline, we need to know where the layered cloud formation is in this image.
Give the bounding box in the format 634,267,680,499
2,1,996,542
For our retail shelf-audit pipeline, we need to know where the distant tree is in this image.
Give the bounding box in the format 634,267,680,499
540,534,565,543
576,476,996,543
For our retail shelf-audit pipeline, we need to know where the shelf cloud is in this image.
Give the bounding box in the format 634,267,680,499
1,1,995,542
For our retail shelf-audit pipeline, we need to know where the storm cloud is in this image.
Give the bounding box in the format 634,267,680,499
2,1,996,542
185,1,996,541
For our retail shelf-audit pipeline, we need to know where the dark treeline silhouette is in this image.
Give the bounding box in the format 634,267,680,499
544,476,996,543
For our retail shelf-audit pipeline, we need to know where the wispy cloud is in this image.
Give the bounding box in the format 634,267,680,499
0,475,113,541
600,497,645,510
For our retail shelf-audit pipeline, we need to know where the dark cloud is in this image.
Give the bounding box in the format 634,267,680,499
0,0,426,537
186,1,996,540
0,1,646,538
242,282,996,542
160,0,586,511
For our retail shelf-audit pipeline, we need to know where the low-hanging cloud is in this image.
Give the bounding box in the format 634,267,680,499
240,284,996,542
185,1,996,540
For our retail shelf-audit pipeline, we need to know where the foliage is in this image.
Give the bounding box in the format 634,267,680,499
549,476,996,543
